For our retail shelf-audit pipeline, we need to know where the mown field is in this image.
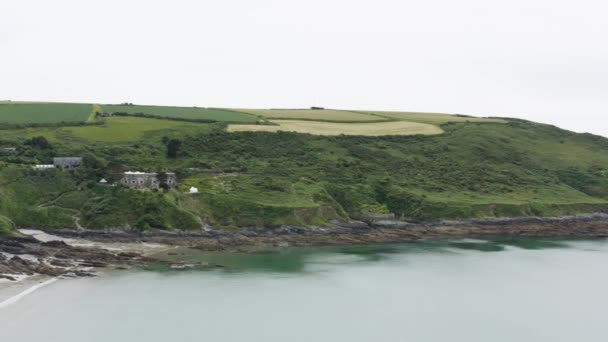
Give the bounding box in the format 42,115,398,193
227,120,444,136
232,109,385,122
359,110,507,124
103,105,258,123
0,103,93,124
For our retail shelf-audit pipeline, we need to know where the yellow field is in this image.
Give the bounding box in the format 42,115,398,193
359,111,507,124
232,109,384,122
227,120,444,136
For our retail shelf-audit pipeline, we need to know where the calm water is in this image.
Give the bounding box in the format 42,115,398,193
2,238,608,341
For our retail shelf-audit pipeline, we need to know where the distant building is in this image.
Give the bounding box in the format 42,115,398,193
34,164,55,170
189,186,199,194
99,178,108,184
53,157,82,168
120,172,177,189
1,147,16,153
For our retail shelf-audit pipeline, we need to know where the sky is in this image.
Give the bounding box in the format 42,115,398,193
1,0,607,136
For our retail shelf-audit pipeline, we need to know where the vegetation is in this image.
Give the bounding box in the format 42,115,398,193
0,102,93,124
1,105,607,236
356,110,507,124
0,215,16,236
227,120,444,136
233,109,385,122
65,117,206,142
102,104,258,123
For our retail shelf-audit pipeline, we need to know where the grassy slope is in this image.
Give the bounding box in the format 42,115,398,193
1,112,608,233
232,109,384,122
357,110,507,124
103,105,258,123
0,103,93,124
66,117,207,142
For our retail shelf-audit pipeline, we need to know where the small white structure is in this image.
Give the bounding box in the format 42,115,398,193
189,186,199,194
99,178,108,184
33,164,55,170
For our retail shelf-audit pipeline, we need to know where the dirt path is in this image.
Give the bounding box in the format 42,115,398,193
38,191,84,230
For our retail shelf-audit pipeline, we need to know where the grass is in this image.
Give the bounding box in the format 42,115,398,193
0,215,16,236
102,105,258,123
0,102,93,124
227,120,444,136
232,109,385,122
66,116,208,142
357,111,507,124
87,104,102,123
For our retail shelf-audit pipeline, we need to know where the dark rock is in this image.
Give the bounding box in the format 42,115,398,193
0,274,17,281
49,259,72,267
35,265,66,277
42,240,70,248
1,237,38,245
7,256,37,275
54,253,71,259
371,220,413,229
1,246,28,255
330,220,370,230
0,240,26,249
73,271,96,277
78,261,109,268
117,252,140,258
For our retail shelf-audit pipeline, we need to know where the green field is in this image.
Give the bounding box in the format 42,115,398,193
0,102,93,124
66,116,208,142
103,105,258,123
358,110,506,124
232,109,385,122
228,120,444,136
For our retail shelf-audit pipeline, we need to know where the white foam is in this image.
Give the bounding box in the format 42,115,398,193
0,278,58,308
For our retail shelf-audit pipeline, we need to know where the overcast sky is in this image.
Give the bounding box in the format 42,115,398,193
2,0,607,136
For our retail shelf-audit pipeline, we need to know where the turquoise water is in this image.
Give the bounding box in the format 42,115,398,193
1,238,608,341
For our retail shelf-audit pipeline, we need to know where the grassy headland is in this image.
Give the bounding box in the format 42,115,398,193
0,102,607,235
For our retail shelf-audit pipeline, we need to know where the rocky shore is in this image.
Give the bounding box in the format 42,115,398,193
26,213,608,249
0,236,152,281
2,213,608,282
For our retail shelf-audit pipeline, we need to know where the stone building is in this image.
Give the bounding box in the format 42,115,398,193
53,157,83,168
120,171,177,189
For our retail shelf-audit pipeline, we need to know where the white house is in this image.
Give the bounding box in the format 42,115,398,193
34,164,55,170
189,186,199,194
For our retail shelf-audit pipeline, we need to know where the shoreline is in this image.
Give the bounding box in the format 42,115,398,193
1,213,607,293
34,213,608,249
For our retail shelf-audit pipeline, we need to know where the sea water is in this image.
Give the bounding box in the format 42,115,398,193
1,237,608,341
